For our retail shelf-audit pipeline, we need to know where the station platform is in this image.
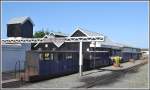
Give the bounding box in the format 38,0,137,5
17,59,148,88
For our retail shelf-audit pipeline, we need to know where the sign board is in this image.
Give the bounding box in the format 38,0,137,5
96,42,101,47
90,41,96,47
90,41,101,47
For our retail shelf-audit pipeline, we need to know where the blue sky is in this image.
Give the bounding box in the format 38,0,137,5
1,2,149,48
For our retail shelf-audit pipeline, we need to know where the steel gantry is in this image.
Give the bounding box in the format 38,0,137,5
1,36,104,76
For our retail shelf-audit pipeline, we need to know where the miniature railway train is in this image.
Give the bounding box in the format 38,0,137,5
25,42,141,82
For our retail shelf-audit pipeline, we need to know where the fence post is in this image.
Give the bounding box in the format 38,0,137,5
14,61,18,78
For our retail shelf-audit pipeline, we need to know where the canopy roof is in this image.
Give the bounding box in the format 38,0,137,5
70,27,103,37
49,31,68,37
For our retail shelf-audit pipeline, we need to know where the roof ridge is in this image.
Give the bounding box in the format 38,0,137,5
78,27,103,36
7,16,34,25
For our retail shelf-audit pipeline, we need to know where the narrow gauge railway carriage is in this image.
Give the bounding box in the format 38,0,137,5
24,28,141,82
25,43,121,81
121,47,141,63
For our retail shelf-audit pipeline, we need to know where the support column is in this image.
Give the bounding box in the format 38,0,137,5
79,41,83,76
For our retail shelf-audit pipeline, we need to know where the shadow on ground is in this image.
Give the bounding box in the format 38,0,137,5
73,64,143,88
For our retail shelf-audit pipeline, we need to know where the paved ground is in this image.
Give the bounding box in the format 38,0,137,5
91,63,149,88
18,59,149,89
2,72,16,80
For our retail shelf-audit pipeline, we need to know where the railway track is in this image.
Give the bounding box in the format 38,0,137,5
85,61,148,88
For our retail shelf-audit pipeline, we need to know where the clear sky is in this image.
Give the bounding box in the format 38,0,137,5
1,2,149,48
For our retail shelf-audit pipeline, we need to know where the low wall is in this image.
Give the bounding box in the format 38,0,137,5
2,43,31,72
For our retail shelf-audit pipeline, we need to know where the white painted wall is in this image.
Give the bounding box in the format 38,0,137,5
2,43,31,72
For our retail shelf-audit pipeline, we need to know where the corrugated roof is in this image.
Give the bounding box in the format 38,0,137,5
141,48,149,51
7,16,34,25
49,31,68,37
101,36,124,48
101,37,140,49
2,44,22,48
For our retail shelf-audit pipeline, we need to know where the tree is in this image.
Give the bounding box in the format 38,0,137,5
33,31,46,38
33,28,50,38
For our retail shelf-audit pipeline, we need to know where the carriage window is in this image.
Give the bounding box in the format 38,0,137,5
39,53,43,60
50,53,54,60
42,53,54,60
44,53,49,60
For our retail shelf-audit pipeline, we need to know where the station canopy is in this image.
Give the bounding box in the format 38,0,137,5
1,27,134,49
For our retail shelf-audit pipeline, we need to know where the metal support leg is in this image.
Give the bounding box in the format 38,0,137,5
79,65,83,76
79,41,83,76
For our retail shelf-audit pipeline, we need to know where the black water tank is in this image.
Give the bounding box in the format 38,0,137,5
7,17,34,38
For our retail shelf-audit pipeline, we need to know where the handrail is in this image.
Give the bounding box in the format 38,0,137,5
14,60,23,79
14,60,26,84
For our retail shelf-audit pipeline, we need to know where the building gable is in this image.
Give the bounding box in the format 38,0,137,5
70,27,103,37
71,30,87,37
